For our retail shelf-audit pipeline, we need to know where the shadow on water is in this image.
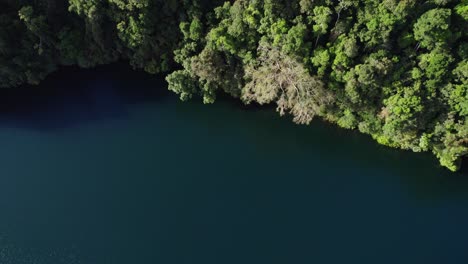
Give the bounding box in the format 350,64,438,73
180,93,468,200
0,62,170,131
461,157,468,174
0,62,466,201
1,63,468,264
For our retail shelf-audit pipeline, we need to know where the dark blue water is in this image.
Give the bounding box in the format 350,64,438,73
0,64,467,264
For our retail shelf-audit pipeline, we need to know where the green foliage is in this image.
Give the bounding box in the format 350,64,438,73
337,109,358,129
166,70,198,101
414,8,452,50
455,1,468,20
311,48,330,77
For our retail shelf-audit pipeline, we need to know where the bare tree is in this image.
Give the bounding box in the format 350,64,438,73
242,42,333,124
334,0,353,27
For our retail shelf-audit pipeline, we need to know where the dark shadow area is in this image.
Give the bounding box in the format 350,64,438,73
0,62,465,196
460,157,468,175
0,62,170,131
179,93,468,200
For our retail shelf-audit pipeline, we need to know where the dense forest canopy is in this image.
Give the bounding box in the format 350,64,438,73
0,0,467,171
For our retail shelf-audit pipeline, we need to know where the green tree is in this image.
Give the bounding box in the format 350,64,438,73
311,6,332,47
414,8,452,50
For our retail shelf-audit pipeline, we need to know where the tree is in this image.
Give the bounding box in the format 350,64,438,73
166,70,198,101
334,0,354,27
414,8,452,50
311,6,332,47
242,42,333,124
418,47,454,97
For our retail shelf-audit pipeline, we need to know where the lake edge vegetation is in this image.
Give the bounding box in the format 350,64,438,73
1,0,467,171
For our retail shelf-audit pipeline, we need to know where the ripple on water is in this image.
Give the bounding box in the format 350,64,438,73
0,236,84,264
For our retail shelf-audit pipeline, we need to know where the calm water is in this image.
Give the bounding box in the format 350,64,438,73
0,64,467,264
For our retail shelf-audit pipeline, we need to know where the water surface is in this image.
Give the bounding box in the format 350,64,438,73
0,64,467,264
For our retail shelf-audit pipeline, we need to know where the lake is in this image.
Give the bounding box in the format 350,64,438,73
0,64,467,264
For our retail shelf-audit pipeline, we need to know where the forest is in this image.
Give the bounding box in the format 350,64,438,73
0,0,467,171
